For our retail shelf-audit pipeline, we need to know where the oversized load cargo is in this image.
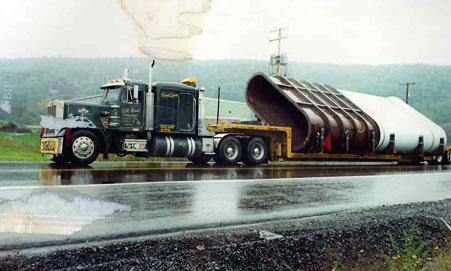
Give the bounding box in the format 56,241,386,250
246,73,446,155
340,91,447,154
386,97,446,153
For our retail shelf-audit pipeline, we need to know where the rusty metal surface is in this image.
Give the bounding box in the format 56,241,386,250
246,72,380,153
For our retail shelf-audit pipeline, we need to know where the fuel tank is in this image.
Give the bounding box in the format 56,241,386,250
149,135,202,158
245,72,446,154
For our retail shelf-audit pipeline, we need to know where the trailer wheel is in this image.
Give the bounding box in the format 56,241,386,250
216,136,242,165
443,150,451,165
188,153,212,165
69,130,100,165
243,137,268,165
427,156,442,165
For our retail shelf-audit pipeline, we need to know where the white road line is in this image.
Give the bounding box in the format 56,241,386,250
0,172,450,190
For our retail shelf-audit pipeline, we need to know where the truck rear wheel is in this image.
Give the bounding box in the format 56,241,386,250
216,136,242,165
243,137,268,165
69,130,100,165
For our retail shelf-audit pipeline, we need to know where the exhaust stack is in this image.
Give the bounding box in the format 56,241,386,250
149,59,155,87
145,59,156,131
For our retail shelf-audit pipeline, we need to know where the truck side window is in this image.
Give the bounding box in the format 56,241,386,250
122,86,142,104
121,89,128,103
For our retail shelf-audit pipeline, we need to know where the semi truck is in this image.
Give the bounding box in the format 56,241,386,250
40,67,450,166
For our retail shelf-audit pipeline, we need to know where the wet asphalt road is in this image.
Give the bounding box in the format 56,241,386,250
0,161,450,251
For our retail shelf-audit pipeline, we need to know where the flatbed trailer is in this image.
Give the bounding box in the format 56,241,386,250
208,123,451,165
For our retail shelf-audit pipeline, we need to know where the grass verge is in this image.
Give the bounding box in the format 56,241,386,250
324,223,451,271
0,132,45,161
0,146,47,161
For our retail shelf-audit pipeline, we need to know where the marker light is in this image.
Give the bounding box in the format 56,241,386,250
182,78,196,84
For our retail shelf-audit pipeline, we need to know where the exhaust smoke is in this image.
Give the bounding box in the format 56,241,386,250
118,0,211,61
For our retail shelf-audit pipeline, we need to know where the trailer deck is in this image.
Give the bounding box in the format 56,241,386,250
208,123,446,164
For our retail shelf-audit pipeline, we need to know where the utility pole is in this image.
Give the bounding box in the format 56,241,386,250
269,27,287,76
399,82,415,104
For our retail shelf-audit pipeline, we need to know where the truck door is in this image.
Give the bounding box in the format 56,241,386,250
154,88,196,135
119,84,144,129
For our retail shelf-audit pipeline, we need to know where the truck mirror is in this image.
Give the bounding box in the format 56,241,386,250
133,85,139,100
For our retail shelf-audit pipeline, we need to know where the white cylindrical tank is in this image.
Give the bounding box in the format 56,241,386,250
338,90,445,154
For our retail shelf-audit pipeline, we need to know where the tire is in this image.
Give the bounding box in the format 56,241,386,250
68,130,100,165
188,153,212,165
443,150,451,165
243,137,268,165
215,136,242,165
427,156,441,165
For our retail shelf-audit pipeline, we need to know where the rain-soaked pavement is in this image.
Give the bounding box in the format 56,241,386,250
0,161,450,251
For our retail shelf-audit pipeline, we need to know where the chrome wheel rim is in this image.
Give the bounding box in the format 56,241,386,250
250,142,265,160
436,155,443,164
224,141,239,161
72,136,94,159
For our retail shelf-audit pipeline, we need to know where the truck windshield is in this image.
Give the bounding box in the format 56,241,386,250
103,87,122,104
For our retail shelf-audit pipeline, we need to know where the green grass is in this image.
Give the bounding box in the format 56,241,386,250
422,246,451,271
0,146,47,161
321,224,451,271
0,132,41,148
0,132,45,161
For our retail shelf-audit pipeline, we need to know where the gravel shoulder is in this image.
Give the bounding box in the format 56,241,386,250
1,199,450,271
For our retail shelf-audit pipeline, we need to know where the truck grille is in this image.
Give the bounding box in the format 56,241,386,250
47,105,57,117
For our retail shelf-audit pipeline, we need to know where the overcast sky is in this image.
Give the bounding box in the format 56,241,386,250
0,0,450,65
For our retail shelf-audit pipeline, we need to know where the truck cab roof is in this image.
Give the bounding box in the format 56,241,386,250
101,79,197,93
153,81,197,93
101,78,147,89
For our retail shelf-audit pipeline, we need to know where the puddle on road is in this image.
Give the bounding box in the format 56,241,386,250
0,189,131,235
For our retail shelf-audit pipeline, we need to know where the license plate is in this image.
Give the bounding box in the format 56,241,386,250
41,138,59,154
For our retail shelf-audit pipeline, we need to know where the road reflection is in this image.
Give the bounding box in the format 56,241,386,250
35,162,451,186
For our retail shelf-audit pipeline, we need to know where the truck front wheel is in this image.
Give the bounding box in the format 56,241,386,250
243,137,268,165
216,136,242,165
69,130,100,165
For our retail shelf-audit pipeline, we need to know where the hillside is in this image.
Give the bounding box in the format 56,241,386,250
0,58,449,138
